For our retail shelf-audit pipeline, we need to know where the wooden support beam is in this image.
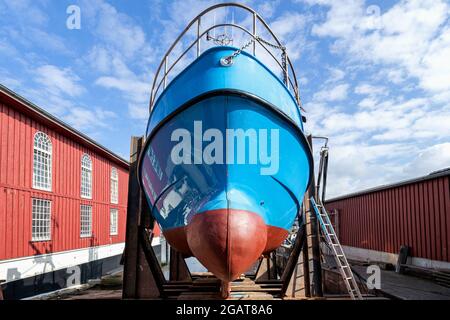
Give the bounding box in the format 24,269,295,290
169,247,192,282
138,228,166,296
307,135,323,297
280,222,306,296
122,136,165,299
255,255,277,282
302,223,311,297
122,137,143,298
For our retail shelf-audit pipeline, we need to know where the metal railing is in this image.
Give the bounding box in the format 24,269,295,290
149,3,302,111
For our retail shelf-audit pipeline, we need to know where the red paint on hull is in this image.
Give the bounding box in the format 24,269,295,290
164,226,192,256
162,210,289,282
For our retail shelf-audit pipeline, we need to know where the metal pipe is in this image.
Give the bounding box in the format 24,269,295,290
312,136,329,147
321,150,329,202
316,151,324,203
164,56,168,89
252,13,257,56
197,17,201,57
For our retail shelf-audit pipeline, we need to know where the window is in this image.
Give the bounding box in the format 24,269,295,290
110,167,118,204
81,154,92,199
33,132,52,191
110,209,118,236
80,205,92,237
32,199,51,241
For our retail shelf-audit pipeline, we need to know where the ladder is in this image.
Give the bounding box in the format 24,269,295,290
310,197,363,300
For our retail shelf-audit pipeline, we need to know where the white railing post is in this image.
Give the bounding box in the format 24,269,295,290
197,17,201,57
252,13,257,56
286,64,290,90
164,56,168,89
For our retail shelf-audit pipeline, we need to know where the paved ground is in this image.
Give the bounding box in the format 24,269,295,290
352,265,450,300
45,260,450,300
51,272,123,300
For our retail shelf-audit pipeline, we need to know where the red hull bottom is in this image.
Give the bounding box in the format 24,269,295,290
164,209,288,282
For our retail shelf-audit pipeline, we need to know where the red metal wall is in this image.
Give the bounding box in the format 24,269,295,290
0,100,129,261
326,174,450,262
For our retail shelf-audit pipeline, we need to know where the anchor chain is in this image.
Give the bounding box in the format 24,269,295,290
221,38,255,66
206,31,233,46
222,36,287,74
256,36,288,84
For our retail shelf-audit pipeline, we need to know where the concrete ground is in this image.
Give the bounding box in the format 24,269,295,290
352,265,450,300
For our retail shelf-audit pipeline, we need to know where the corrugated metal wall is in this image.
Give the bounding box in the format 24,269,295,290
0,100,129,261
326,174,450,262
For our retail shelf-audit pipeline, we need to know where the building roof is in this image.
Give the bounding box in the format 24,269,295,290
326,167,450,203
0,84,129,169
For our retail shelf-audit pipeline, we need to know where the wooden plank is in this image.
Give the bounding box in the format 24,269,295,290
122,137,142,298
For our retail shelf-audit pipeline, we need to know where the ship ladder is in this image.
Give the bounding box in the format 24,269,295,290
310,197,363,300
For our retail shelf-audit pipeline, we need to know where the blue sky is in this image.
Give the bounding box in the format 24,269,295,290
0,0,449,198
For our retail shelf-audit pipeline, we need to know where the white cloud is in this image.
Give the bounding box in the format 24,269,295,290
0,0,48,26
63,107,117,131
354,84,386,96
358,97,377,109
85,46,113,74
298,0,450,198
323,142,418,198
404,143,450,177
326,67,345,83
313,83,349,101
271,12,307,38
35,65,85,97
79,0,160,125
95,76,149,105
418,27,450,92
81,0,148,59
128,103,149,120
308,0,450,93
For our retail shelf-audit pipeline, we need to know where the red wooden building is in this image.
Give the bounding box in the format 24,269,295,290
326,168,450,270
0,84,133,299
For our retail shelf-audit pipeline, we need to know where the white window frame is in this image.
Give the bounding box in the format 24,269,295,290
81,154,92,199
33,132,52,191
32,198,51,241
110,208,118,236
80,204,92,238
110,167,118,204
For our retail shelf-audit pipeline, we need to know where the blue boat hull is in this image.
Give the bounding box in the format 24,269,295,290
139,47,313,281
